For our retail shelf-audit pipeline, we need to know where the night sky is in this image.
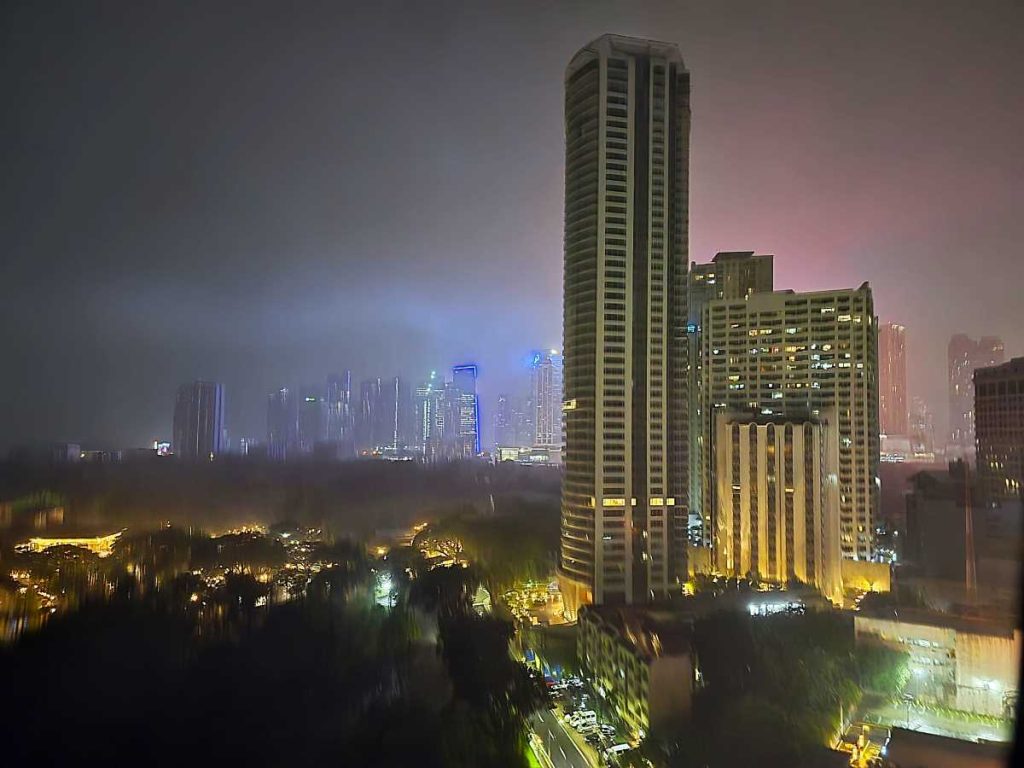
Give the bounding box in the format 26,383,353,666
2,0,1021,451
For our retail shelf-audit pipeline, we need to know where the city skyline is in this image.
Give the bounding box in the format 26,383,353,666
2,1,1022,452
1,7,1021,765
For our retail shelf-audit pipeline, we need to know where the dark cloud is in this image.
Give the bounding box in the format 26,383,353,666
2,0,1021,448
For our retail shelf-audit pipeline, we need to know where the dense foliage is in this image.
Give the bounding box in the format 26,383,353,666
415,498,559,593
0,552,544,766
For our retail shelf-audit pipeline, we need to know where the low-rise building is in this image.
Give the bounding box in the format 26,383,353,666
577,605,693,741
855,609,1020,719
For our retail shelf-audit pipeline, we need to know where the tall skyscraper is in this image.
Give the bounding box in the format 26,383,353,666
908,396,936,457
452,364,480,456
326,371,352,444
698,284,879,560
172,381,225,460
267,387,297,461
493,394,518,448
382,375,402,450
297,387,327,453
530,350,564,454
414,372,445,458
948,334,1005,456
559,35,691,614
974,357,1024,500
355,378,381,453
878,322,908,436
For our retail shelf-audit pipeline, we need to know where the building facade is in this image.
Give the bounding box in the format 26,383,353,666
948,334,1004,457
975,357,1024,500
908,396,937,460
172,381,225,460
687,251,774,542
297,387,327,454
698,285,879,560
267,387,297,461
878,322,908,436
855,612,1020,719
452,364,480,456
713,410,843,604
577,605,693,741
326,371,353,444
530,350,564,455
413,373,444,458
559,34,691,614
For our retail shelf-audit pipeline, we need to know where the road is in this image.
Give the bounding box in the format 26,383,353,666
532,707,596,768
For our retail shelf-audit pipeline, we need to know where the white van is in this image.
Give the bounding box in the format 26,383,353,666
569,710,597,729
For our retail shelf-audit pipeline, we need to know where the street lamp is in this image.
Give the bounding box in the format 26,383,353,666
902,693,915,729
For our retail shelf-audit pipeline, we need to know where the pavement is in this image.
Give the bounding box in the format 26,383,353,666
532,707,598,768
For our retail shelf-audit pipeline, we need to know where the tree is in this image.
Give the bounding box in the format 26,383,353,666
856,643,910,696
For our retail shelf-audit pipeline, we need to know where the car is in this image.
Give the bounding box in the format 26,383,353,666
569,710,597,729
599,724,616,736
604,744,631,756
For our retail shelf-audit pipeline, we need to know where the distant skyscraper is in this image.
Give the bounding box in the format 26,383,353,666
908,396,936,457
493,394,518,448
267,387,297,461
948,334,1004,456
355,378,382,452
974,357,1024,500
326,371,352,444
878,323,908,436
383,376,402,450
414,372,445,458
530,350,563,454
698,284,879,561
172,381,225,460
297,386,327,453
559,35,691,613
452,364,480,456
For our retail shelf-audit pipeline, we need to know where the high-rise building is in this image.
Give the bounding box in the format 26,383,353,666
355,378,381,453
530,350,564,455
414,372,445,458
878,323,908,436
975,357,1024,500
297,387,327,453
559,35,691,614
267,387,297,461
382,376,402,450
698,284,879,561
326,371,352,444
688,251,774,541
689,252,773,309
908,396,936,458
452,364,480,457
172,381,225,460
948,334,1004,457
494,392,535,450
713,410,843,604
493,393,518,448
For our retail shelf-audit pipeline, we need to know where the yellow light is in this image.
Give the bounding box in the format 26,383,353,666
17,531,123,557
